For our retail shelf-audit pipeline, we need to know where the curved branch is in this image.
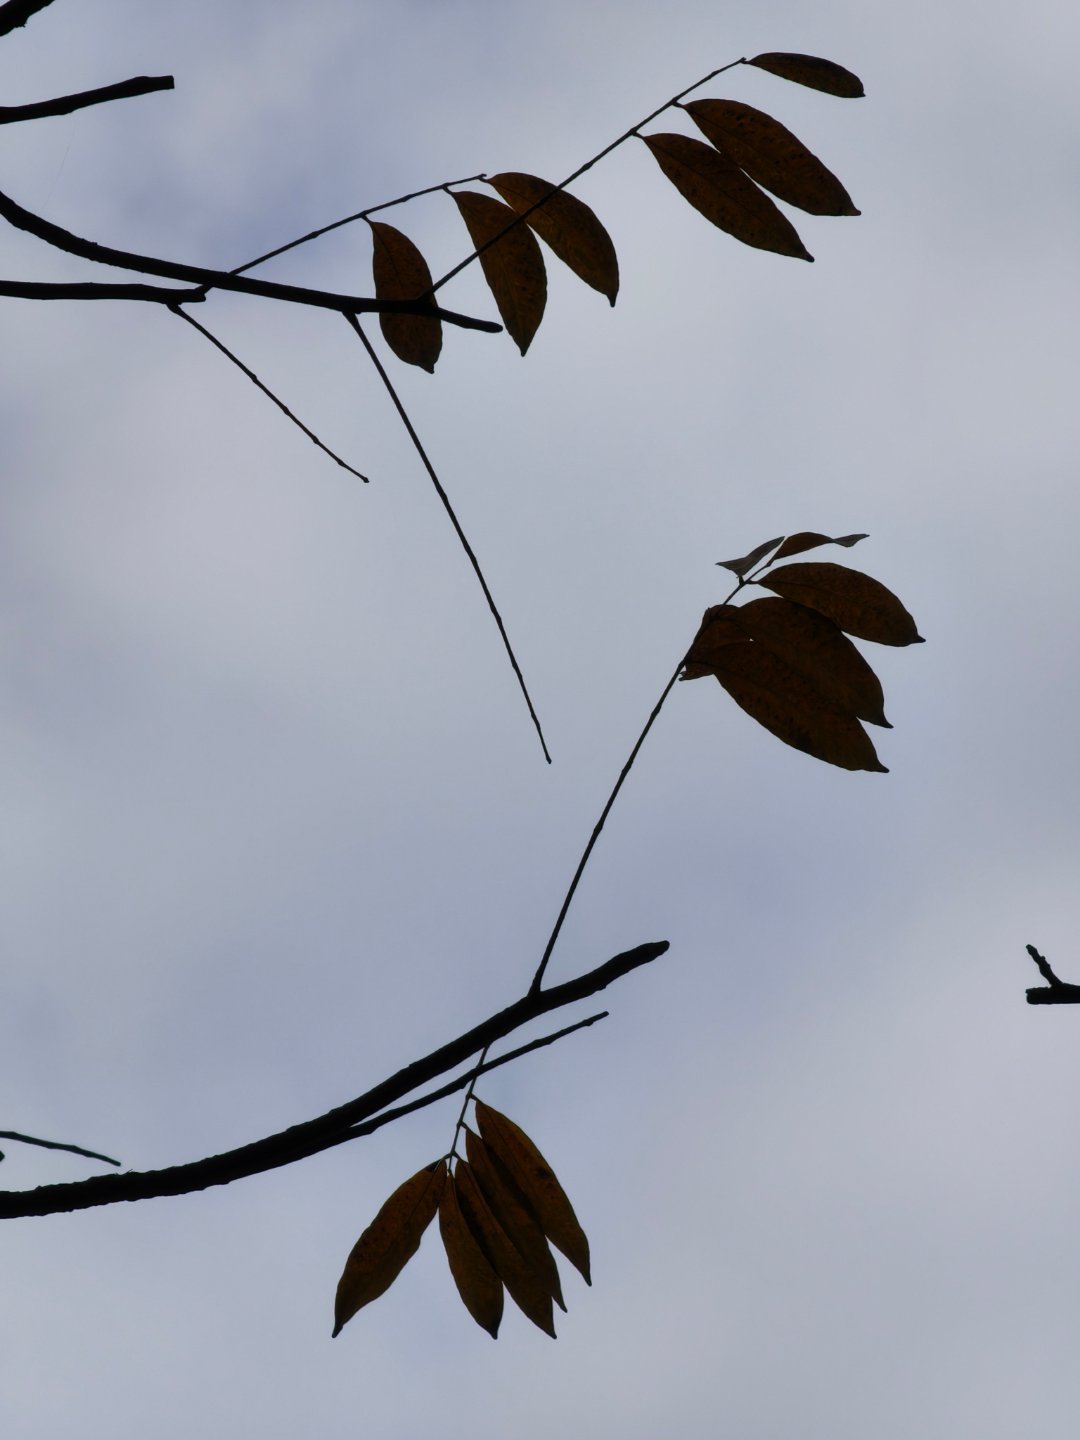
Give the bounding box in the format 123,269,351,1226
0,940,668,1218
0,0,56,39
0,187,501,331
0,1131,120,1167
0,75,174,124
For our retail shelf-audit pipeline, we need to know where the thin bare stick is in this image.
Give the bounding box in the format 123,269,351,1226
429,58,747,297
170,306,369,483
344,312,551,763
0,0,56,38
0,75,174,125
0,1131,120,1167
1026,944,1080,1005
0,279,205,303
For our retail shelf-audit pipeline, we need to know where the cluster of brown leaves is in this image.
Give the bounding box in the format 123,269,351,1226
682,533,923,773
333,1101,590,1340
370,51,863,368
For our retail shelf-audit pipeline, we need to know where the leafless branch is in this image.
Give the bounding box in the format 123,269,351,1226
0,75,174,124
1025,944,1080,1004
0,0,56,39
0,1131,120,1166
0,279,204,303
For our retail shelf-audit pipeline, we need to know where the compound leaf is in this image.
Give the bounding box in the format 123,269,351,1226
439,1173,504,1338
369,221,442,372
643,132,812,261
486,172,619,304
451,189,547,354
454,1161,556,1337
748,52,865,99
758,562,924,646
465,1127,565,1311
333,1160,447,1337
683,99,859,215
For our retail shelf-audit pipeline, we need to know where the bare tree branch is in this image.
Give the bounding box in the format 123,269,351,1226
0,279,205,303
0,941,668,1218
0,0,56,39
0,187,501,331
1026,944,1080,1004
0,1131,120,1166
0,75,173,124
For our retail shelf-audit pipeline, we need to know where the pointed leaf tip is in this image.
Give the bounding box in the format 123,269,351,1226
758,561,922,646
486,173,619,305
748,53,865,99
717,535,785,576
451,189,547,354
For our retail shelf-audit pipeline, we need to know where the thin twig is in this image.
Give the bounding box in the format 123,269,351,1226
0,279,205,303
0,941,666,1217
428,58,747,297
1026,944,1080,1005
344,312,551,763
170,306,369,483
0,1131,120,1167
0,75,173,125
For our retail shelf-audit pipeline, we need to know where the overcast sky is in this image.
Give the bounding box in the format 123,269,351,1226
3,2,1080,1436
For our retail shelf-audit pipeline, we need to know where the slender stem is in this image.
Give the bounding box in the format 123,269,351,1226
344,312,551,764
0,1131,120,1167
170,306,369,483
428,58,747,297
0,75,173,125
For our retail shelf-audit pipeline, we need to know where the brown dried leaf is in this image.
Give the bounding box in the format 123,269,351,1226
683,99,859,216
642,132,812,261
771,532,868,561
332,1160,447,1337
465,1127,565,1311
454,1161,556,1337
486,172,619,305
439,1174,504,1338
716,534,785,577
451,190,547,354
710,643,887,771
734,597,890,727
682,603,751,681
759,562,924,646
369,221,442,372
748,52,865,99
474,1101,591,1285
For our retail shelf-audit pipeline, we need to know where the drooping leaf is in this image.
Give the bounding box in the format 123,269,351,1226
474,1101,591,1285
465,1127,565,1311
732,597,890,727
716,534,785,577
439,1173,504,1338
682,603,752,680
682,99,859,216
451,190,547,354
369,221,442,372
771,531,868,561
332,1160,447,1337
758,562,924,646
709,643,887,771
454,1161,557,1337
748,52,865,99
486,172,619,305
642,133,812,261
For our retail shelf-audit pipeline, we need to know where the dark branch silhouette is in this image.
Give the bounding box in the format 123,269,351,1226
0,1131,120,1166
0,279,205,303
0,0,56,39
1025,944,1080,1004
0,75,174,124
0,941,668,1218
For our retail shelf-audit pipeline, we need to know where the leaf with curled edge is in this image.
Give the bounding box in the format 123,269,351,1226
465,1127,565,1312
451,190,547,354
748,52,865,99
710,642,887,771
642,133,812,261
369,221,442,372
332,1160,447,1337
474,1101,590,1285
716,535,785,577
683,100,859,216
454,1161,556,1337
682,603,751,681
771,532,868,561
439,1172,503,1338
486,173,618,305
733,597,890,727
758,562,924,646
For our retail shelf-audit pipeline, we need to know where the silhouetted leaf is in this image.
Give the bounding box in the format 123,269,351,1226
759,562,924,646
332,1160,447,1337
439,1173,503,1338
465,1127,565,1311
734,597,890,726
486,172,619,305
683,99,859,216
451,190,547,354
771,532,868,561
748,52,865,99
710,643,887,771
369,221,442,372
682,603,751,680
454,1161,556,1337
642,133,812,261
716,535,785,577
474,1101,591,1284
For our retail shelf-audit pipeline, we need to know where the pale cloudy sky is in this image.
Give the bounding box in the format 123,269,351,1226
3,2,1080,1436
